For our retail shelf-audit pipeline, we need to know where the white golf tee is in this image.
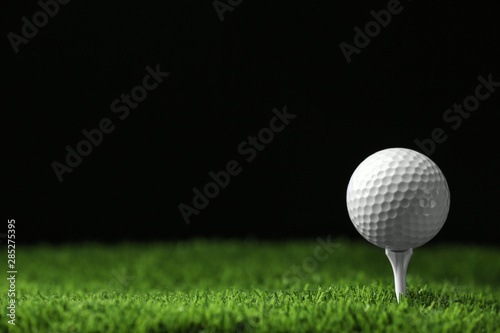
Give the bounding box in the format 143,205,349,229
385,248,413,303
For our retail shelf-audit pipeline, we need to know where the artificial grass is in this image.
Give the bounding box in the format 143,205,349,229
3,238,500,332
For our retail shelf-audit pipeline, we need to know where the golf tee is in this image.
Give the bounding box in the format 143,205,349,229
385,248,413,303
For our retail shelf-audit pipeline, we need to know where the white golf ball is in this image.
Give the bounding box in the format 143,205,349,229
346,148,450,251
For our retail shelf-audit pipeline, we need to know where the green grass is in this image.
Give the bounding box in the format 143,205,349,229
4,238,500,332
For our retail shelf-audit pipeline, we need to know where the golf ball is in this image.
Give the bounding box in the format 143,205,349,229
346,148,450,251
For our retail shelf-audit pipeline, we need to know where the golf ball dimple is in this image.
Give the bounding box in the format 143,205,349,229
346,148,450,251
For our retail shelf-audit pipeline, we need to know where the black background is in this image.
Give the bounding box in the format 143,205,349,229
3,0,499,244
